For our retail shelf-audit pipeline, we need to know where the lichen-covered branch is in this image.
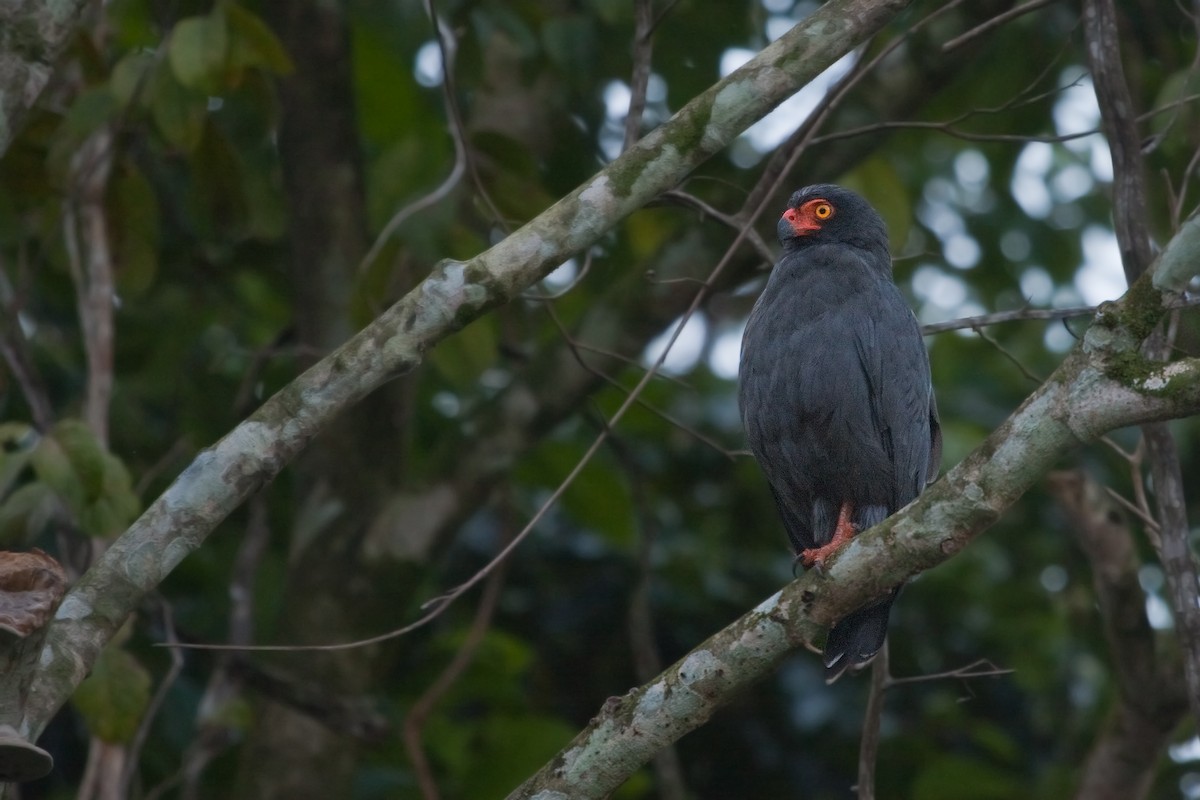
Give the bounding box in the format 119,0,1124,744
503,252,1200,799
0,0,91,156
22,0,915,738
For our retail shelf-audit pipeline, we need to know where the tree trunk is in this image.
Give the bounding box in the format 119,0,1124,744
235,3,409,797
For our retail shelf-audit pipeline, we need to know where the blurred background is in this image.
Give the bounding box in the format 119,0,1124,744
1,0,1199,797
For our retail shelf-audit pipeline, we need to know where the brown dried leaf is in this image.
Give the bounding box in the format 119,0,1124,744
0,549,67,638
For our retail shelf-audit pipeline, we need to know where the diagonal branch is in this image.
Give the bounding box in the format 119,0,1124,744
1084,0,1154,283
24,0,917,738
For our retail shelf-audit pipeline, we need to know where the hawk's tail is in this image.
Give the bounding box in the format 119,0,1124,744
822,589,898,683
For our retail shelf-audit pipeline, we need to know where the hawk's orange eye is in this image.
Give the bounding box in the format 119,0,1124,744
813,202,833,219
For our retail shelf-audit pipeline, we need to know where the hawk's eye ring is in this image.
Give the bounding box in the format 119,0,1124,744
814,203,833,219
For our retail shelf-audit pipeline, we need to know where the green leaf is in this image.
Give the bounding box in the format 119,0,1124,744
99,452,140,535
30,430,82,511
51,420,107,503
110,51,157,108
0,483,55,546
189,120,249,240
25,421,140,537
224,2,294,75
73,643,152,743
168,12,230,92
150,65,208,152
912,756,1025,800
111,164,161,295
0,422,37,497
62,88,121,138
107,0,159,49
541,15,596,80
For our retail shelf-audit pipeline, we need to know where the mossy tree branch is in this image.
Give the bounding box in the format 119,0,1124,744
0,0,91,156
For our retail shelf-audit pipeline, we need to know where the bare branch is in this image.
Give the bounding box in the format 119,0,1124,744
921,295,1200,335
120,602,184,799
612,433,689,800
1103,486,1162,536
884,659,1013,688
740,0,972,220
521,250,595,300
65,127,117,447
1047,470,1187,800
1140,423,1200,724
856,642,888,800
922,304,1095,334
359,2,484,274
941,0,1060,52
403,549,508,800
809,91,1200,150
622,0,655,151
657,190,776,265
972,326,1044,383
1085,0,1154,282
0,261,55,431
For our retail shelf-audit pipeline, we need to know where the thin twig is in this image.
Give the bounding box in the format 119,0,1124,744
229,495,271,647
884,658,1013,688
520,250,595,300
648,0,683,35
809,91,1200,150
622,0,655,151
921,295,1200,335
403,543,508,800
0,259,55,431
1099,437,1166,548
569,337,694,390
972,326,1043,383
542,302,739,459
1169,143,1200,230
120,601,184,798
358,4,466,273
941,0,1061,52
657,190,776,265
66,126,116,447
610,431,689,800
426,0,505,228
1102,486,1162,534
134,438,190,497
740,0,973,220
1126,440,1160,544
856,641,888,800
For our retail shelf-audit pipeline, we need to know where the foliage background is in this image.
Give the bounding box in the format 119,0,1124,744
1,0,1198,797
